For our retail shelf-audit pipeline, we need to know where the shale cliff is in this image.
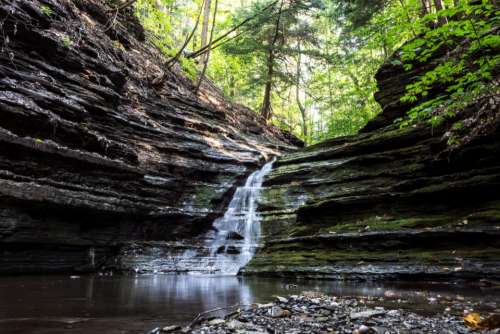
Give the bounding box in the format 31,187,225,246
0,0,297,273
246,45,500,279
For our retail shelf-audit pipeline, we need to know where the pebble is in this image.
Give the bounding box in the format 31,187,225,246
226,320,244,330
275,295,288,303
269,306,290,318
161,325,181,332
207,318,225,326
353,324,374,334
350,310,386,320
387,310,400,317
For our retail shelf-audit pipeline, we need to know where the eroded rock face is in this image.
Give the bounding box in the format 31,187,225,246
245,52,500,279
0,0,297,273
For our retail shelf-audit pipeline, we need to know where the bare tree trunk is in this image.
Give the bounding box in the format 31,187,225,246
196,0,218,93
325,23,336,135
261,50,275,121
260,0,284,122
200,0,212,51
434,0,445,11
420,0,431,15
434,0,448,25
420,0,437,28
296,41,307,138
382,36,389,61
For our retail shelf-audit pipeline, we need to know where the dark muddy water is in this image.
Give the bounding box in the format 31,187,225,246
0,274,498,334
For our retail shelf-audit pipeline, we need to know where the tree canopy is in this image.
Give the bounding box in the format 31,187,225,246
130,0,499,144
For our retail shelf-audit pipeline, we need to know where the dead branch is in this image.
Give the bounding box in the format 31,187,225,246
106,0,138,13
187,303,247,329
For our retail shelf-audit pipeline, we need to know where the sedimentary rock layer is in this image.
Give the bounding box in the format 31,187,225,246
0,0,296,273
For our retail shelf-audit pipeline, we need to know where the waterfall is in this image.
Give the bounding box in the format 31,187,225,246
122,159,275,275
201,158,275,275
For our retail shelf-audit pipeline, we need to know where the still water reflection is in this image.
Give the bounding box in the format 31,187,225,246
0,274,497,334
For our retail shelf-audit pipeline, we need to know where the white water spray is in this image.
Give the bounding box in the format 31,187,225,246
203,158,275,275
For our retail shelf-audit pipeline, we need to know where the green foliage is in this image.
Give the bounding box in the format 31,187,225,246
132,0,498,145
135,0,174,49
60,34,73,48
180,56,198,81
399,1,499,127
134,0,199,81
332,0,388,29
40,4,53,17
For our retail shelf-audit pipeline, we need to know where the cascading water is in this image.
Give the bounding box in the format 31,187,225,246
125,159,275,275
201,158,275,275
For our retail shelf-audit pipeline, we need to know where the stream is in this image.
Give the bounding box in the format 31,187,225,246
1,274,499,334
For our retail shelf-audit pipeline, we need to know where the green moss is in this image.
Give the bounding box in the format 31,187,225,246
288,224,322,237
317,216,455,233
247,247,500,269
467,209,500,224
190,176,237,208
260,185,308,212
192,185,219,208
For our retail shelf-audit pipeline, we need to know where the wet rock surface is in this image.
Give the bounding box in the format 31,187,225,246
0,0,297,274
246,37,500,279
158,293,500,334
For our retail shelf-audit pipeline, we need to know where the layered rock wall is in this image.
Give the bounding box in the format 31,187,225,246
0,0,296,273
245,45,500,279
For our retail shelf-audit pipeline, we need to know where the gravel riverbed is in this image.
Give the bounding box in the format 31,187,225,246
149,292,500,334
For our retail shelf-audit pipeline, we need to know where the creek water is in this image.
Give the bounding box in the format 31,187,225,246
0,274,499,334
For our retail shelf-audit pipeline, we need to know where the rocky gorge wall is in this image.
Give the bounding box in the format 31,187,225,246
0,0,297,274
246,43,500,280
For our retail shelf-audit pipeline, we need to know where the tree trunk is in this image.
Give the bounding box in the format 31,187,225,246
325,23,335,134
260,0,284,122
434,0,445,11
201,0,211,49
434,0,448,25
196,0,218,93
420,0,431,15
261,49,274,121
296,42,307,138
228,72,235,98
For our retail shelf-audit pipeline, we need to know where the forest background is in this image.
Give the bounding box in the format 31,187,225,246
111,0,499,144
